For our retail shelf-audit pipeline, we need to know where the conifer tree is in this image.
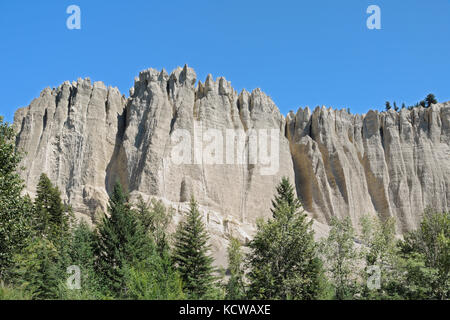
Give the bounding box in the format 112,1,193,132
33,174,70,242
0,116,33,278
95,182,153,296
394,102,399,111
425,94,437,108
247,177,323,300
173,197,215,299
385,102,391,111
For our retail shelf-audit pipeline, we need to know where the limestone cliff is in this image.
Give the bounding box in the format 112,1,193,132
13,66,450,240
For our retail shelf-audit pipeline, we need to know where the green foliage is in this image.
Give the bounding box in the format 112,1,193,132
400,209,449,299
225,237,246,300
56,221,105,299
0,117,33,278
11,238,60,299
134,196,174,255
384,93,438,112
358,215,403,299
320,217,358,299
247,177,324,300
385,102,391,111
124,253,185,300
173,197,215,299
95,182,154,297
425,93,438,108
33,173,71,242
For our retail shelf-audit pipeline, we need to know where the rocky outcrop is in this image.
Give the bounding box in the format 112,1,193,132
14,65,450,238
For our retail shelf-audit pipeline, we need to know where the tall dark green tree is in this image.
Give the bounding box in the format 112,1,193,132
11,237,60,299
0,116,33,279
385,102,391,111
247,177,324,300
425,94,438,108
33,174,70,242
173,197,215,299
95,182,153,296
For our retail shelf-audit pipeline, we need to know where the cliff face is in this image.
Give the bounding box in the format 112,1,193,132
14,66,450,236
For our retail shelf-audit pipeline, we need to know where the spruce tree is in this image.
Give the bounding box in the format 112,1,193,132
33,173,70,242
248,177,323,300
95,182,153,296
0,116,33,279
425,94,437,108
393,102,399,111
173,197,215,299
385,102,391,111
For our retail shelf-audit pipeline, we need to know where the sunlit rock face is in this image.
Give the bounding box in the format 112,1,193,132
14,65,450,245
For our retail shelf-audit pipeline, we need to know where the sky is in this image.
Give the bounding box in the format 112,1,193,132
1,0,449,122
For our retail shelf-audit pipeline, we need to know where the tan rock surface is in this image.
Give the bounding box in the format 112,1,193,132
14,66,450,251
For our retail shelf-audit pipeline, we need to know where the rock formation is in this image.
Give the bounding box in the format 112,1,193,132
13,66,450,250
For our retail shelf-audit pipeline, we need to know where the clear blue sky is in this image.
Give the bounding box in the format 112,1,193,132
1,0,449,122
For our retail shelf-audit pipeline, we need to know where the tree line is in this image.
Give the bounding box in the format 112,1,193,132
0,116,448,300
384,93,438,112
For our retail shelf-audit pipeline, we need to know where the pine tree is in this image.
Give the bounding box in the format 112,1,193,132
419,100,426,108
134,197,174,256
425,94,437,108
33,174,70,242
0,116,33,279
95,182,153,296
385,102,391,111
173,197,215,299
247,177,324,300
57,221,104,299
393,102,399,111
11,238,60,299
225,237,246,300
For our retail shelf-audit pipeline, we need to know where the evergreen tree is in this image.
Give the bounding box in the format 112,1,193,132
393,102,399,111
173,197,215,299
11,238,60,299
33,174,70,242
124,250,185,300
247,177,324,300
385,102,391,111
402,103,406,109
0,116,33,279
419,100,426,108
225,237,246,300
425,94,438,108
134,197,174,256
95,182,153,296
57,221,104,299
